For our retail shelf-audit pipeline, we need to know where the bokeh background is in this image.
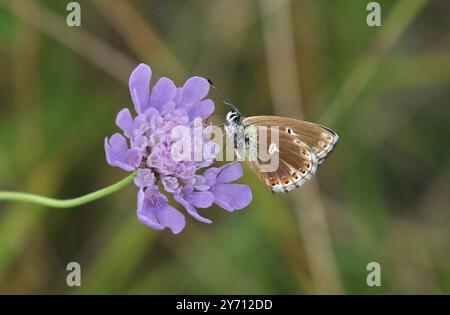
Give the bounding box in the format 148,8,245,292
0,0,449,294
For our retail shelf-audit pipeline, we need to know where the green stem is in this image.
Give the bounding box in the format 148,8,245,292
0,171,136,208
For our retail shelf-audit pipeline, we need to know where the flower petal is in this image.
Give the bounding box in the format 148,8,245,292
156,204,186,234
160,101,176,115
161,175,179,193
134,169,156,188
131,135,148,154
212,183,252,212
188,190,214,208
137,189,164,230
188,99,215,120
174,193,212,224
173,87,183,106
129,63,152,113
181,76,210,105
115,108,133,138
149,77,176,110
125,150,143,170
108,133,128,154
216,162,243,184
104,133,141,171
202,167,220,186
137,189,186,234
190,175,210,191
142,107,160,119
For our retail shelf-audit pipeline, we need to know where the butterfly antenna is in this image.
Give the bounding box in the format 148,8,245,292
207,79,239,113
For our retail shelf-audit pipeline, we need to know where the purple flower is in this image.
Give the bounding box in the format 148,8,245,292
105,63,252,234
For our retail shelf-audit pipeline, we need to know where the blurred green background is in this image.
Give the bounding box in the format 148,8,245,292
0,0,449,294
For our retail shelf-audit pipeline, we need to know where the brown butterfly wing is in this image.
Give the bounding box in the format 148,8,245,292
243,116,339,164
242,124,318,193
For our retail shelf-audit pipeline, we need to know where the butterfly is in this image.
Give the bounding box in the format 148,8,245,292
208,80,339,193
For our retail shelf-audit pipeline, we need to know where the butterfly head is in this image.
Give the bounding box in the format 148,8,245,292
207,79,242,127
225,108,242,127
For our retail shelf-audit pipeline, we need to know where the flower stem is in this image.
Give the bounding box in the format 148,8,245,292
0,172,136,208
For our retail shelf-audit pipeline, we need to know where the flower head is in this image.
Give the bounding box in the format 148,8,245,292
105,63,252,234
